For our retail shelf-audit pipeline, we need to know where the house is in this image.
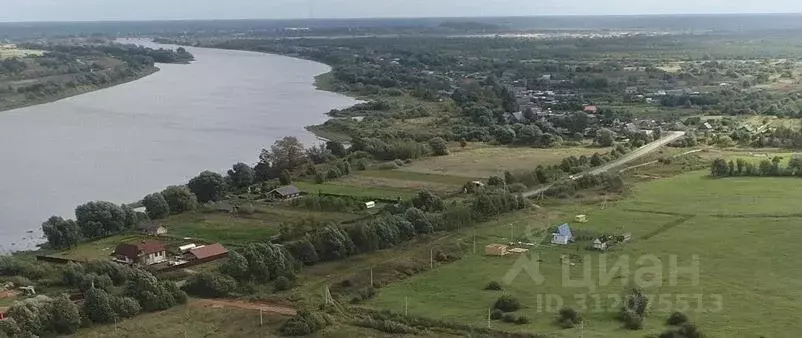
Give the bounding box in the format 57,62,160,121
583,105,598,114
138,222,167,236
703,122,713,131
485,244,509,256
113,241,167,266
622,233,633,242
178,243,197,253
364,201,376,209
184,243,228,263
268,185,302,200
551,224,573,245
592,238,608,251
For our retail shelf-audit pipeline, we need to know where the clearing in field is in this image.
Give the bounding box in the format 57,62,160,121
399,146,609,178
369,171,802,337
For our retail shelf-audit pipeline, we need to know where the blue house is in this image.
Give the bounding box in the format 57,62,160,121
551,223,573,245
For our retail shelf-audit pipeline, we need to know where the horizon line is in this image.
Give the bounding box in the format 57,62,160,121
2,12,802,25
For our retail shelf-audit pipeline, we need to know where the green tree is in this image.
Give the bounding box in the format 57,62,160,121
595,128,616,147
428,137,449,156
227,162,255,189
50,295,81,334
326,141,347,157
161,185,198,214
183,272,237,298
220,251,250,281
41,216,80,249
188,171,226,203
75,201,128,238
260,136,309,172
279,169,292,185
83,287,117,324
110,296,141,318
710,158,730,177
411,191,445,212
142,192,170,219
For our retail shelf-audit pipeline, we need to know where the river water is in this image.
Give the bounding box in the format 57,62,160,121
0,39,358,252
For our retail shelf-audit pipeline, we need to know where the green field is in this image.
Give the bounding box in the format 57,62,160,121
162,206,359,246
369,171,802,337
398,146,609,178
294,181,420,200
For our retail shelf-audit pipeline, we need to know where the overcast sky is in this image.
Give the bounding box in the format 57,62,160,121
2,0,802,22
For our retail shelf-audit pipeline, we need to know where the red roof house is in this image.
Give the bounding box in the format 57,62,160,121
185,243,228,263
583,105,598,113
113,241,167,266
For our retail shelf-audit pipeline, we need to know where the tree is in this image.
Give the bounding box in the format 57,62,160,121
188,171,226,203
75,201,128,238
110,296,141,318
404,208,433,234
326,140,347,157
566,112,590,134
260,136,309,172
493,295,520,312
50,295,80,334
83,287,117,324
226,163,255,189
41,216,80,249
710,158,729,177
161,185,198,214
595,128,616,147
220,251,250,281
411,191,444,212
142,192,170,220
306,144,333,164
428,137,449,156
279,169,292,185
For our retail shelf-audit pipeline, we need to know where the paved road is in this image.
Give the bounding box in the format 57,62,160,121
522,131,686,198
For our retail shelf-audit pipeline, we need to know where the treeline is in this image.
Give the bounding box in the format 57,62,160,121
0,258,185,337
22,43,195,66
710,156,802,177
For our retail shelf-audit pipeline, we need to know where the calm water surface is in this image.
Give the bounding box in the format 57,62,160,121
0,40,357,252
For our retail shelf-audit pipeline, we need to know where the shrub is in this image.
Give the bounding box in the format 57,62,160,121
508,183,527,193
493,295,520,312
182,272,237,298
490,309,503,320
666,311,688,326
274,276,292,292
484,281,502,291
501,313,517,323
515,315,530,324
621,309,644,330
280,310,331,336
557,307,582,329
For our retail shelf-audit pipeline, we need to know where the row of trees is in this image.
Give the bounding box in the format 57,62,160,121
710,156,802,177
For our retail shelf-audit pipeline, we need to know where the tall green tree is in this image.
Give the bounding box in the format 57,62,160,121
142,192,170,219
260,136,309,172
75,201,128,238
41,216,80,249
188,171,226,203
83,287,117,324
161,185,198,214
50,295,81,335
226,162,255,189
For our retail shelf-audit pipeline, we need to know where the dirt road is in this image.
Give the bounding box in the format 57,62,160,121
522,131,686,198
191,298,296,316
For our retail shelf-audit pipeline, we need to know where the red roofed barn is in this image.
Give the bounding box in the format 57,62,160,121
583,105,598,113
184,243,228,263
113,241,167,266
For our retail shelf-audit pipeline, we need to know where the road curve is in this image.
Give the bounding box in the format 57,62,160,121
522,131,686,198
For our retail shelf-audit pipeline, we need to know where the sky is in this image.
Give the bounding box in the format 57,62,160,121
2,0,802,22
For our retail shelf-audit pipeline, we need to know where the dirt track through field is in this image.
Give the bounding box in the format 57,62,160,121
191,298,296,316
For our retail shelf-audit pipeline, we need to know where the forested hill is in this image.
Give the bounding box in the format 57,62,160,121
0,41,194,112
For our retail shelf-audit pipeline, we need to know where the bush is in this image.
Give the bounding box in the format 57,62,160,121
493,295,520,312
484,281,502,291
182,272,237,298
280,310,331,336
666,311,689,326
508,183,527,193
394,159,405,167
515,315,530,324
557,307,582,329
501,313,517,323
621,310,644,330
274,276,292,292
490,309,503,320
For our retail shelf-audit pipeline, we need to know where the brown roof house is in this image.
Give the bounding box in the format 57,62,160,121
113,241,167,266
184,243,229,263
268,185,302,200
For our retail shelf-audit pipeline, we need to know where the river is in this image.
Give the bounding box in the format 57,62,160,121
0,39,358,252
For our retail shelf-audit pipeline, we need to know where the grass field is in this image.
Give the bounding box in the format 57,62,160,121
47,234,181,261
399,146,610,178
368,171,802,337
294,181,421,200
0,47,43,59
162,206,358,246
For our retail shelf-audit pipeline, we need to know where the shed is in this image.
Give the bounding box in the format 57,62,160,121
364,201,376,209
622,233,633,242
551,224,573,245
592,238,608,251
178,243,197,253
138,222,167,236
269,185,302,200
575,215,588,223
485,244,509,256
185,243,228,263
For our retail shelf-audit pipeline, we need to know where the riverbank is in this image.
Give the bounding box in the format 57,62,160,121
0,67,159,114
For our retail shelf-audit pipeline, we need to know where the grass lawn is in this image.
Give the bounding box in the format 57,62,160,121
48,234,168,262
336,170,467,195
162,207,358,246
368,171,802,337
399,146,609,178
294,181,420,200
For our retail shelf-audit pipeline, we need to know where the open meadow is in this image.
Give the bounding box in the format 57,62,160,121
368,171,802,337
398,146,609,178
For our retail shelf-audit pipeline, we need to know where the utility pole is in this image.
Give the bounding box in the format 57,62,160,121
370,268,374,287
430,249,434,269
260,309,264,326
487,307,491,328
510,223,514,242
405,296,408,315
579,320,584,338
473,233,477,255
